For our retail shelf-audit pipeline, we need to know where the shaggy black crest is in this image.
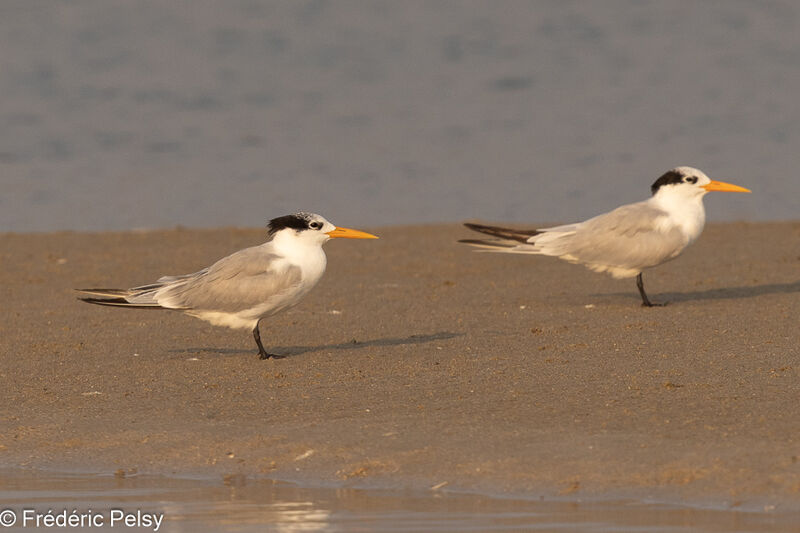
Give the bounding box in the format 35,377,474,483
650,170,686,195
267,213,313,236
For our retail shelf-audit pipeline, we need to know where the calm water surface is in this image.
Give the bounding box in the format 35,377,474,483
1,1,797,232
0,471,796,533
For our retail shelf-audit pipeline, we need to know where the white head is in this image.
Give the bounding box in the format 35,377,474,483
650,167,751,200
266,212,378,247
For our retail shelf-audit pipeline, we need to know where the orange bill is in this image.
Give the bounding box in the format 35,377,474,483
702,180,751,193
326,226,379,239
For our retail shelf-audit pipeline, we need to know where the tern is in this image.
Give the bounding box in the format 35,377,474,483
77,212,378,359
460,167,750,306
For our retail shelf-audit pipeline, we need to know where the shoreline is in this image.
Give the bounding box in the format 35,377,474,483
1,222,799,510
1,465,794,516
5,469,798,533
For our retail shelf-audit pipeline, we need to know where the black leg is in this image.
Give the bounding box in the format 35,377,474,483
253,320,284,360
636,272,666,307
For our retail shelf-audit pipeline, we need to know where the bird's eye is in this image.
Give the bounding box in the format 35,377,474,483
685,176,698,184
309,221,322,230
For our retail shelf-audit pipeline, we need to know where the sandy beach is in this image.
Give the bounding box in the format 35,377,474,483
1,222,799,509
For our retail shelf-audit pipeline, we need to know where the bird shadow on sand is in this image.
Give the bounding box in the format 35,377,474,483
174,331,464,358
603,280,800,304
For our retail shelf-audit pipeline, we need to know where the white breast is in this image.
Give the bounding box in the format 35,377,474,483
650,192,707,246
269,231,328,300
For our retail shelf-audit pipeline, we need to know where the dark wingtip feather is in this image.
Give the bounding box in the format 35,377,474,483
463,222,496,232
80,296,124,305
79,297,163,309
463,222,540,243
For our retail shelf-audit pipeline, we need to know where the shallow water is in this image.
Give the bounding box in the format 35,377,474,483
1,1,797,232
0,471,796,532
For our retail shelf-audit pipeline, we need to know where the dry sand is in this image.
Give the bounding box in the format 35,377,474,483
1,222,799,509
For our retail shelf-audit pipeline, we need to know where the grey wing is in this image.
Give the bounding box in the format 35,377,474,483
152,246,303,313
154,270,209,284
122,269,210,295
532,202,689,275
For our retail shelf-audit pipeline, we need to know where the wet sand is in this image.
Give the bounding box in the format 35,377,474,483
1,222,799,510
2,470,797,532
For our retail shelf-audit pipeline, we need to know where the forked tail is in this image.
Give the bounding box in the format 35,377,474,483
75,287,164,309
459,222,541,251
462,222,540,242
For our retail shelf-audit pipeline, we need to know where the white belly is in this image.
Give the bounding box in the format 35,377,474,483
187,243,328,330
